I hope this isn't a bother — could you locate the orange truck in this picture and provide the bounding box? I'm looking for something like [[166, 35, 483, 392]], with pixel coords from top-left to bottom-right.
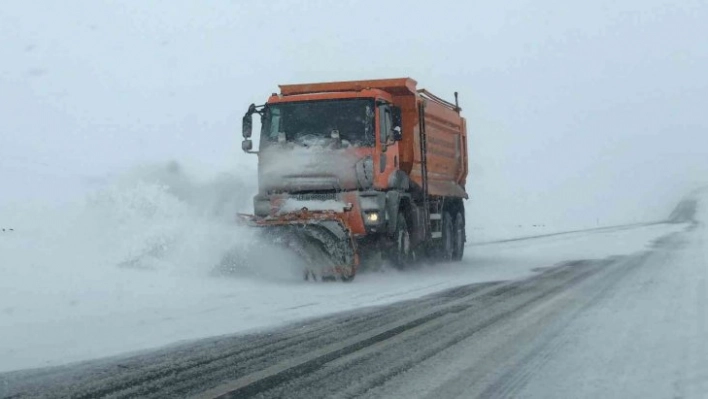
[[239, 78, 468, 281]]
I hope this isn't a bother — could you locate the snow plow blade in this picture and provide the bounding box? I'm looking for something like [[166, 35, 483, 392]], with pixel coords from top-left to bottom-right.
[[237, 210, 359, 281]]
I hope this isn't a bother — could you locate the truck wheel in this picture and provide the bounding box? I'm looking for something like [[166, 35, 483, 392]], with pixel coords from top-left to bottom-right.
[[391, 211, 411, 268], [452, 212, 465, 261], [441, 211, 454, 261]]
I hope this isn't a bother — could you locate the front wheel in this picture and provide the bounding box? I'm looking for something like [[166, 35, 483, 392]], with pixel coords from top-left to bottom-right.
[[339, 272, 356, 282], [440, 211, 454, 261], [452, 212, 465, 261], [390, 211, 412, 268]]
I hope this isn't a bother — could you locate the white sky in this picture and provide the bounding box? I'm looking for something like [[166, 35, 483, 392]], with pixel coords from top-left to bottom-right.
[[1, 0, 707, 227]]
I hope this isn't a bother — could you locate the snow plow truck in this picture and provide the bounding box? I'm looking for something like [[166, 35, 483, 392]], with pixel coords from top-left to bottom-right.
[[238, 78, 468, 281]]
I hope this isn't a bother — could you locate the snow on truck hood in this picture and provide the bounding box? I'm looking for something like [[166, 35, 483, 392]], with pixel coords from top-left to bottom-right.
[[258, 145, 371, 192]]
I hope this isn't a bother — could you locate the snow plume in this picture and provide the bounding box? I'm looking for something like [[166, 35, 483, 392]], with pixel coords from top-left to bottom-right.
[[0, 161, 309, 372], [0, 160, 301, 280]]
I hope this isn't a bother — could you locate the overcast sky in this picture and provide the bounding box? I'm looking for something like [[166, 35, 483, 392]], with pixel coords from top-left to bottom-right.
[[1, 0, 707, 227]]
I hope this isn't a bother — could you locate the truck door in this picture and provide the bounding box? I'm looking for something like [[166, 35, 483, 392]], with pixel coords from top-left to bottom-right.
[[375, 104, 399, 189]]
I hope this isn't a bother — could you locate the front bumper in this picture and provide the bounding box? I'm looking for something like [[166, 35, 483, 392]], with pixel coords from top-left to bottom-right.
[[252, 190, 389, 236]]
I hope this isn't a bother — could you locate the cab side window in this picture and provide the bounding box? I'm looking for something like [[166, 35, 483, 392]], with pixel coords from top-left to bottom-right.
[[380, 107, 392, 143]]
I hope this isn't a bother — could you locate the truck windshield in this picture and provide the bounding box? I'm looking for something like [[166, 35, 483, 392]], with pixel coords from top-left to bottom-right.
[[262, 99, 375, 148]]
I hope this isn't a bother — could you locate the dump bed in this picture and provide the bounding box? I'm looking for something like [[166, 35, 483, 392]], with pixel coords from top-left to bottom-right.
[[400, 86, 468, 199]]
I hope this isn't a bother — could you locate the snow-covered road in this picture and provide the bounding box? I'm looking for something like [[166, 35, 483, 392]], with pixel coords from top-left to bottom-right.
[[502, 220, 708, 398], [2, 216, 699, 398], [1, 189, 704, 398], [0, 219, 684, 374], [0, 165, 695, 384]]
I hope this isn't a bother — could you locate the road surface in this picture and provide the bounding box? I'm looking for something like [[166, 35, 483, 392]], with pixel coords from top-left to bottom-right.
[[2, 208, 705, 398]]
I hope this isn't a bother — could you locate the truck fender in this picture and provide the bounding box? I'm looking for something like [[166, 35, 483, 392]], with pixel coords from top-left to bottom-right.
[[387, 170, 410, 191]]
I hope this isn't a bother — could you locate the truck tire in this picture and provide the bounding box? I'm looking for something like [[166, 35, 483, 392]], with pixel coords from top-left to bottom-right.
[[391, 210, 412, 268], [339, 271, 356, 282], [452, 211, 465, 261], [441, 211, 454, 261]]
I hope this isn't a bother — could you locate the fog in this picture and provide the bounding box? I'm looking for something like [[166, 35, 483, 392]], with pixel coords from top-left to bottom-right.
[[2, 0, 708, 229]]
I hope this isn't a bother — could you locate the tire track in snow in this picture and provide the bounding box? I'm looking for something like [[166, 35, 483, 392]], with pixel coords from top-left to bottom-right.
[[1, 227, 687, 399]]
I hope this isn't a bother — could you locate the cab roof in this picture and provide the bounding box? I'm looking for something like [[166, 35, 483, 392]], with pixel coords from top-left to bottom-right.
[[278, 78, 418, 97]]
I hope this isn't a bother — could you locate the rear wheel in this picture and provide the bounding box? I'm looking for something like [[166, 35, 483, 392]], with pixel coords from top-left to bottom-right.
[[452, 212, 465, 261], [391, 211, 412, 268], [441, 211, 454, 261]]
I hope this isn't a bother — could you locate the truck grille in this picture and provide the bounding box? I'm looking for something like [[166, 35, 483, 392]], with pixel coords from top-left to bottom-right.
[[293, 192, 338, 202]]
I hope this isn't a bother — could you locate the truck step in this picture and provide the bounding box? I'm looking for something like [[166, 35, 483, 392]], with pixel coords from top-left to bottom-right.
[[429, 213, 442, 220], [431, 232, 443, 239]]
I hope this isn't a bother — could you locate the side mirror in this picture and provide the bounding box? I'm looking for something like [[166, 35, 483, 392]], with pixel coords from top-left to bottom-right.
[[242, 139, 253, 152], [242, 114, 253, 138], [391, 106, 402, 130], [392, 126, 402, 141], [242, 103, 256, 138]]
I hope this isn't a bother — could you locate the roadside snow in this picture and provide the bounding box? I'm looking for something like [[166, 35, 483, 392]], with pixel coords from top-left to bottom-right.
[[510, 196, 708, 398], [371, 193, 708, 399]]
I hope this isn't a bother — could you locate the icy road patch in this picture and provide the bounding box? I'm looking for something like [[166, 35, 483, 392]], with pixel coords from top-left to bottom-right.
[[0, 164, 687, 373]]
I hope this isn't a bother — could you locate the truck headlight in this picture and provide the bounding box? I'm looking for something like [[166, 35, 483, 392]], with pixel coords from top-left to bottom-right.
[[365, 212, 380, 223]]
